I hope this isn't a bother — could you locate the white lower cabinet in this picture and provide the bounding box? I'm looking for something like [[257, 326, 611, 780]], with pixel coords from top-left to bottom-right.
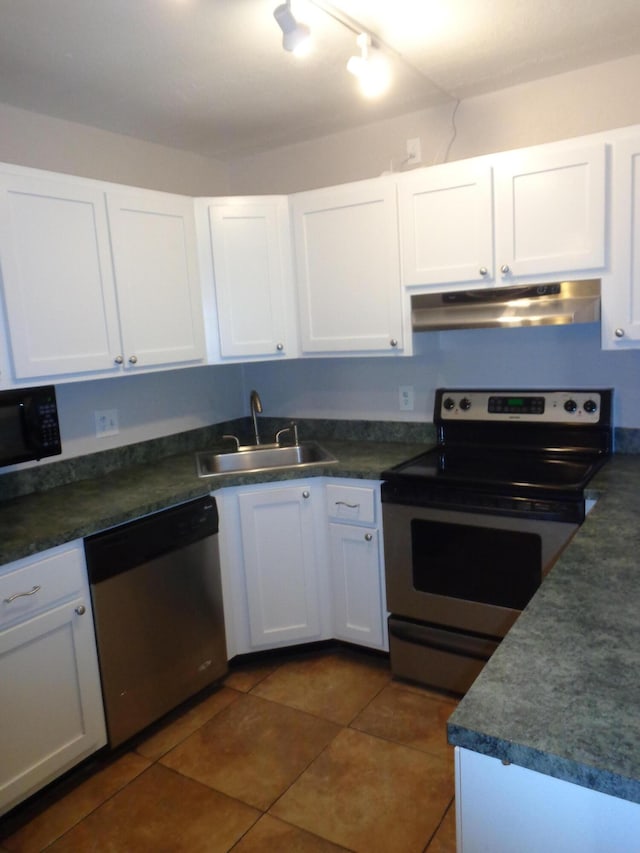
[[218, 477, 388, 657], [0, 541, 106, 817], [218, 480, 331, 656], [456, 747, 640, 853], [326, 480, 388, 651]]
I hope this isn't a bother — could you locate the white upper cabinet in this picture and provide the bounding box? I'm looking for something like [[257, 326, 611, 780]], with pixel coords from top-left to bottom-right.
[[494, 143, 607, 280], [291, 178, 404, 355], [198, 196, 297, 361], [399, 142, 607, 290], [399, 159, 494, 287], [0, 171, 122, 380], [0, 167, 205, 383], [106, 190, 205, 369], [602, 135, 640, 347]]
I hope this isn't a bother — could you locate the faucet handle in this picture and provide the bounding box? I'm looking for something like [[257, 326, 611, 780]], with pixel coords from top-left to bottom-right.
[[222, 434, 241, 451], [275, 421, 299, 446]]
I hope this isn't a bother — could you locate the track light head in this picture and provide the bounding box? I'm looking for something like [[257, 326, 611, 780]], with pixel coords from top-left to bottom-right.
[[273, 1, 311, 55], [346, 33, 390, 98]]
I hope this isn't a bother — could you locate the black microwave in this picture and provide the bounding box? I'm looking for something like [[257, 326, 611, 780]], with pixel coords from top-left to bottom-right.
[[0, 385, 62, 467]]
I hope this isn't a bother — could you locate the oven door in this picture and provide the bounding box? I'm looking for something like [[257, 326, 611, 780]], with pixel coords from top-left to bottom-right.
[[382, 502, 579, 639]]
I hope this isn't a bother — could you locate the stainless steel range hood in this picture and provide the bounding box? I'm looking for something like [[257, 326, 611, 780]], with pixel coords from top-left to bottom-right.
[[411, 280, 601, 332]]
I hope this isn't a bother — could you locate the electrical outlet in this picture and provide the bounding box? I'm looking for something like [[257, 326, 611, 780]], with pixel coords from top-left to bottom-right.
[[95, 409, 119, 438], [406, 137, 422, 165], [399, 385, 415, 412]]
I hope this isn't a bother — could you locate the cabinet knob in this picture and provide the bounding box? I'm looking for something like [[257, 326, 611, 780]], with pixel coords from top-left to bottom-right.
[[479, 267, 488, 276], [114, 355, 124, 365], [75, 604, 86, 616], [276, 342, 284, 351], [128, 355, 138, 364], [390, 339, 398, 348], [302, 490, 310, 499], [615, 328, 625, 338], [364, 533, 373, 542], [500, 264, 511, 275]]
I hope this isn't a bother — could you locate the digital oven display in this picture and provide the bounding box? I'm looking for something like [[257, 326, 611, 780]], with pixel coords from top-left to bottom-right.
[[488, 396, 545, 415]]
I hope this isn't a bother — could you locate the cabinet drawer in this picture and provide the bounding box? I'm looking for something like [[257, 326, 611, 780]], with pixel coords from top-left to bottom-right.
[[0, 545, 86, 629], [326, 484, 376, 524]]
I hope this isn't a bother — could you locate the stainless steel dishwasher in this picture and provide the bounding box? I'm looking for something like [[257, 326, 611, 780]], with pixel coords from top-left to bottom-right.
[[84, 496, 227, 748]]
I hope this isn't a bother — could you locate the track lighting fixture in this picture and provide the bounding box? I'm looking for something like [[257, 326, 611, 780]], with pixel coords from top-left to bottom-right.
[[273, 1, 311, 55], [346, 32, 390, 98], [272, 2, 394, 98]]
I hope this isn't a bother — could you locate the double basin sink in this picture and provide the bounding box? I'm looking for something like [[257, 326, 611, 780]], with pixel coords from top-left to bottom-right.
[[196, 441, 337, 478]]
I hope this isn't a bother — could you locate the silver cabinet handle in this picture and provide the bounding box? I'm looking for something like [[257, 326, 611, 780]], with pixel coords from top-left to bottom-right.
[[4, 585, 41, 603], [336, 501, 359, 509], [479, 267, 488, 276], [128, 355, 138, 364], [615, 328, 625, 338], [302, 490, 310, 499], [276, 342, 284, 351], [114, 355, 124, 365], [364, 533, 373, 541], [75, 605, 86, 616], [390, 339, 398, 347], [500, 264, 511, 274]]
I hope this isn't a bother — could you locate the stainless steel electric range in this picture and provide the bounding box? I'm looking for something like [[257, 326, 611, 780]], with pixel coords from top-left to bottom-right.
[[381, 388, 613, 694]]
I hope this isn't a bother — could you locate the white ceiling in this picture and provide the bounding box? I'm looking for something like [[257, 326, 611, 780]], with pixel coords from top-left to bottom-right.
[[1, 0, 640, 161]]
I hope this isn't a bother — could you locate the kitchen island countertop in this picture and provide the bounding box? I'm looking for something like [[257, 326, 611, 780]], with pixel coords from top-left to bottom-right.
[[447, 454, 640, 804], [0, 439, 427, 566]]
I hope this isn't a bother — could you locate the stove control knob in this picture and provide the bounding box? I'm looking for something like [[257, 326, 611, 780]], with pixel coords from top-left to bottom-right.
[[443, 397, 455, 411], [584, 399, 598, 414], [460, 398, 472, 411], [564, 399, 578, 413]]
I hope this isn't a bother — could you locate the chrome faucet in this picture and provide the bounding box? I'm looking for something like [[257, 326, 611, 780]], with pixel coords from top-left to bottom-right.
[[249, 389, 263, 445]]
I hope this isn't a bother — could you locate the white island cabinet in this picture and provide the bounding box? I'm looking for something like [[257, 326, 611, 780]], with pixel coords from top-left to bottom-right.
[[218, 480, 331, 657], [291, 177, 404, 356], [196, 196, 297, 362], [0, 165, 205, 385], [0, 541, 106, 817], [399, 141, 607, 290], [456, 747, 640, 853]]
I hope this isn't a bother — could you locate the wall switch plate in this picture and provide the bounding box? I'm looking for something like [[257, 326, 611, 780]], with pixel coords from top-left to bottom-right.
[[95, 409, 119, 437], [399, 385, 415, 411]]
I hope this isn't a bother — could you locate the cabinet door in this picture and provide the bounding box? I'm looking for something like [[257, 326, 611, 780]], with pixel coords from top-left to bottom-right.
[[0, 596, 106, 816], [0, 172, 121, 379], [603, 137, 640, 347], [329, 522, 385, 650], [399, 160, 494, 287], [106, 191, 205, 369], [292, 180, 403, 354], [494, 143, 606, 280], [206, 198, 295, 359], [238, 484, 321, 648]]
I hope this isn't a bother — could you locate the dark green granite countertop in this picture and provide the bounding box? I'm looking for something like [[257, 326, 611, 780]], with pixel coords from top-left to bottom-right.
[[448, 454, 640, 804], [0, 439, 427, 566]]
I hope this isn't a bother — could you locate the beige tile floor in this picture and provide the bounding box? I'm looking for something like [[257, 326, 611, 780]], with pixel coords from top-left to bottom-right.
[[0, 648, 458, 853]]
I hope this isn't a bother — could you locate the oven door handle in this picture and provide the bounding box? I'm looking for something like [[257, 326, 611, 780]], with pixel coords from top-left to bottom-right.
[[388, 617, 500, 661]]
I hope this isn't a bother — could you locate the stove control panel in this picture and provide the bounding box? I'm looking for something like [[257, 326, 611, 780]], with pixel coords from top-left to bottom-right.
[[436, 390, 608, 424]]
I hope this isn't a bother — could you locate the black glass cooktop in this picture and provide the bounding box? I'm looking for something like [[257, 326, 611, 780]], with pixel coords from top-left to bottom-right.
[[384, 447, 605, 492]]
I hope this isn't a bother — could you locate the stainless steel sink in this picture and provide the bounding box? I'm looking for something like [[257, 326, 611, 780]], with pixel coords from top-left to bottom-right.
[[196, 441, 337, 477]]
